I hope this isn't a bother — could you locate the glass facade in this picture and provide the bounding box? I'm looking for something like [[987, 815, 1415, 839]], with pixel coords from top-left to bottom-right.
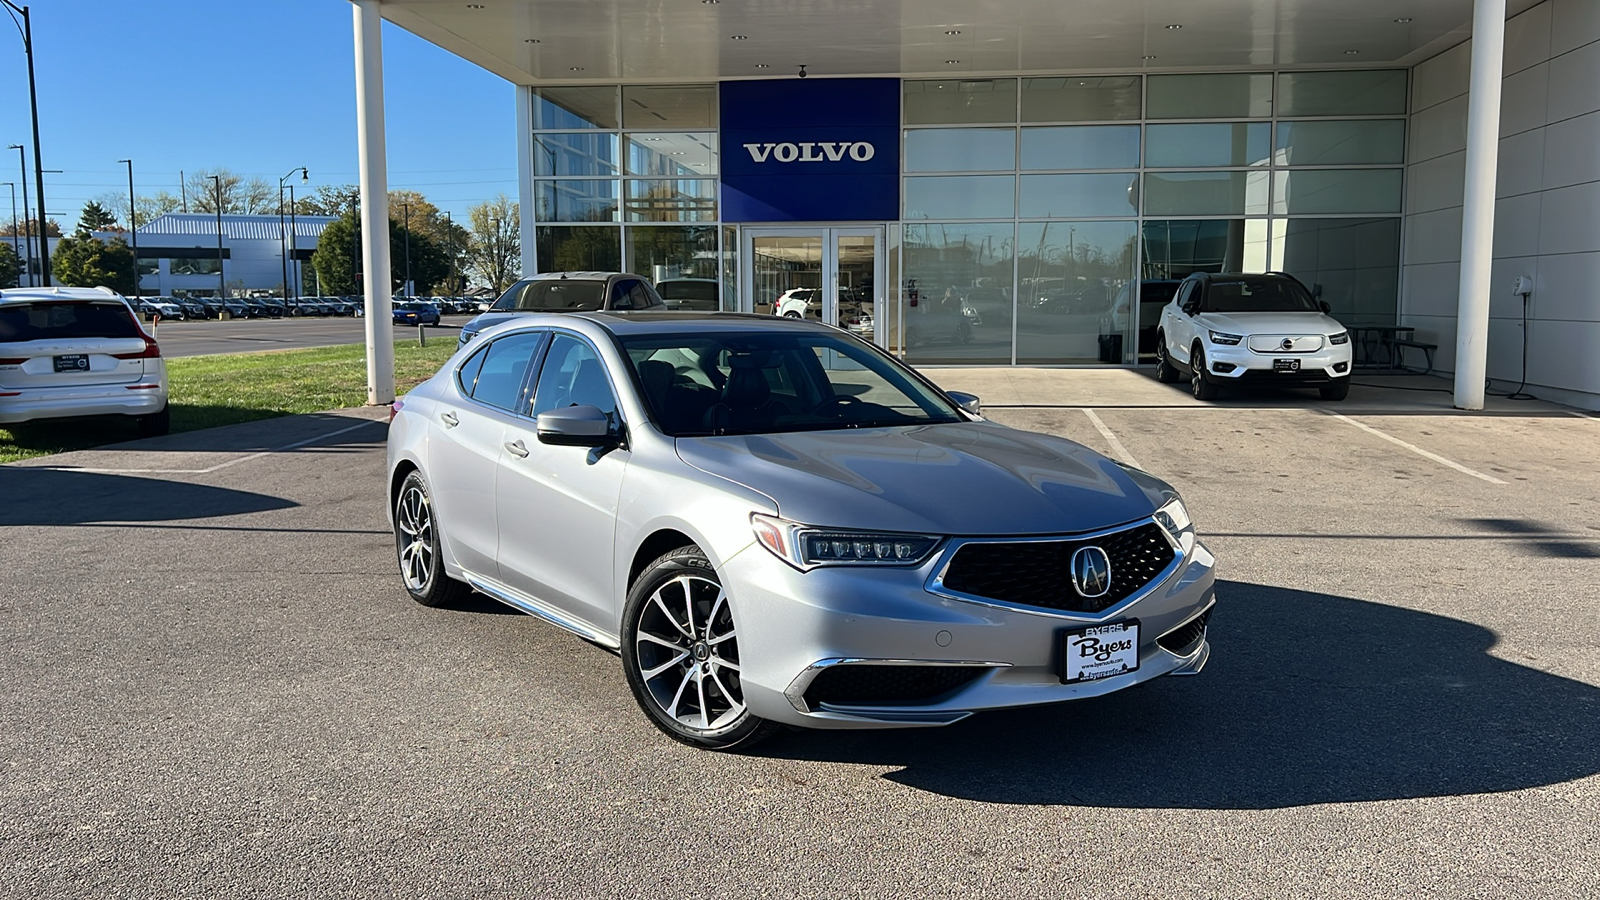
[[527, 70, 1406, 364]]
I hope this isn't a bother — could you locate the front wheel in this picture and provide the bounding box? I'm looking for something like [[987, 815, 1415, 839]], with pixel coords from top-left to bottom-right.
[[1320, 379, 1351, 401], [1190, 345, 1220, 401], [622, 547, 778, 751]]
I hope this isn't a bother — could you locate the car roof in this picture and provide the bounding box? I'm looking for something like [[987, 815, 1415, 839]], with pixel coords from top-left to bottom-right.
[[0, 286, 127, 305], [567, 311, 837, 336], [518, 271, 632, 283]]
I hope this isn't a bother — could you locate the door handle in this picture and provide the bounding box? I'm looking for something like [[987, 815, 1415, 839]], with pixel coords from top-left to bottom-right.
[[504, 439, 529, 458], [440, 411, 458, 428]]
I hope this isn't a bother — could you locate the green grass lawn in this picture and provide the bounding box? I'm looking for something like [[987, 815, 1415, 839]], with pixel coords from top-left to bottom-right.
[[0, 341, 457, 464]]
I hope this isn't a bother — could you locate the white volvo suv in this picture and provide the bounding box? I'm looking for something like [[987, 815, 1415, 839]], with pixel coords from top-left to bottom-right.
[[0, 286, 170, 435], [1155, 273, 1353, 401]]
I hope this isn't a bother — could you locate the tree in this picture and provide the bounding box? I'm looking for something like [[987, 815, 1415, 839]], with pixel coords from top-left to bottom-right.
[[293, 184, 360, 218], [77, 201, 119, 234], [186, 168, 276, 214], [52, 234, 136, 295], [94, 189, 185, 228], [0, 218, 62, 238], [311, 208, 452, 296], [0, 241, 18, 288], [466, 195, 521, 294]]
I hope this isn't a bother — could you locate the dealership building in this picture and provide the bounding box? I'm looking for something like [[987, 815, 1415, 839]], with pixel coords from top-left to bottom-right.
[[348, 0, 1599, 410]]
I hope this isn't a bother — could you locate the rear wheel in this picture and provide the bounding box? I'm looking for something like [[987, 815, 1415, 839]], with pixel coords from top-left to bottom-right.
[[1154, 333, 1180, 383], [394, 471, 472, 608], [1190, 345, 1220, 401], [622, 547, 778, 751], [1320, 379, 1351, 401], [136, 405, 170, 438]]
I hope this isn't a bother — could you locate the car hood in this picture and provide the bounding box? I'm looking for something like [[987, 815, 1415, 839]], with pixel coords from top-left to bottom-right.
[[1196, 311, 1344, 335], [675, 422, 1166, 536], [460, 312, 526, 335]]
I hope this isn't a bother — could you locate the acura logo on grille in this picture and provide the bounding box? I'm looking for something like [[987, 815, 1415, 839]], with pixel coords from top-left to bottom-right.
[[1071, 546, 1113, 599]]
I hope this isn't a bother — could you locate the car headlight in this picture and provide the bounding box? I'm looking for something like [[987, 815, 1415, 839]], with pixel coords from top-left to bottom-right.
[[1153, 498, 1196, 555], [1329, 331, 1350, 345], [751, 514, 939, 570], [1208, 331, 1243, 345]]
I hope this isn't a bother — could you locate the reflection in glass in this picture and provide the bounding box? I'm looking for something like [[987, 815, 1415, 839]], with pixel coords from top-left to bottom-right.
[[1015, 221, 1137, 364], [903, 175, 1016, 220], [835, 234, 877, 341], [721, 225, 739, 312], [623, 179, 717, 222], [1145, 123, 1271, 168], [1277, 71, 1407, 117], [1018, 174, 1139, 218], [534, 133, 619, 177], [1021, 76, 1141, 122], [536, 225, 621, 273], [1274, 121, 1405, 166], [170, 257, 221, 276], [535, 180, 619, 222], [904, 128, 1016, 172], [1143, 171, 1270, 216], [1141, 220, 1271, 279], [622, 84, 717, 129], [1272, 169, 1402, 215], [1270, 218, 1400, 326], [903, 79, 1018, 125], [533, 86, 619, 129], [901, 223, 1014, 365], [1146, 74, 1272, 119], [1020, 126, 1139, 170], [626, 133, 718, 176], [628, 225, 719, 307], [751, 235, 822, 317]]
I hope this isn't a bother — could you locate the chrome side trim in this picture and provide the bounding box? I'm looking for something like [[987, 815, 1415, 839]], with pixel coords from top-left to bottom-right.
[[783, 658, 1011, 714], [466, 575, 621, 650], [924, 517, 1186, 623]]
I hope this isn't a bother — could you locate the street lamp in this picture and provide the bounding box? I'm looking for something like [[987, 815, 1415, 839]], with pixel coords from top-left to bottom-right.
[[2, 181, 17, 286], [8, 145, 29, 286], [446, 210, 457, 295], [117, 159, 137, 295], [210, 175, 225, 300], [278, 166, 307, 304], [2, 1, 49, 284], [401, 201, 411, 297]]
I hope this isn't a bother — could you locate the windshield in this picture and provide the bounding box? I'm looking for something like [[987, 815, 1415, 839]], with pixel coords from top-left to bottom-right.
[[0, 302, 141, 342], [619, 331, 963, 437], [658, 281, 719, 310], [492, 279, 605, 312], [1201, 277, 1319, 313]]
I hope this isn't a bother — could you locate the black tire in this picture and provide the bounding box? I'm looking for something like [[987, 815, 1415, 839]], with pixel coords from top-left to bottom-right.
[[1320, 379, 1351, 401], [136, 404, 170, 438], [1190, 345, 1219, 401], [1154, 333, 1180, 383], [621, 547, 778, 751], [394, 471, 473, 608]]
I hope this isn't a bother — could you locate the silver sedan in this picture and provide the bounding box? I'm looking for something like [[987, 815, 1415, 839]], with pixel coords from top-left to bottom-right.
[[386, 313, 1216, 750]]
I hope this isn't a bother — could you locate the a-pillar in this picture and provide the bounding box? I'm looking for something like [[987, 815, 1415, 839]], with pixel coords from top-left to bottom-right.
[[353, 0, 395, 405], [1452, 0, 1507, 410]]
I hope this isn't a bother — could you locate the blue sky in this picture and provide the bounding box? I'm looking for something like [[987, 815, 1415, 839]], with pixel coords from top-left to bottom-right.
[[0, 0, 517, 227]]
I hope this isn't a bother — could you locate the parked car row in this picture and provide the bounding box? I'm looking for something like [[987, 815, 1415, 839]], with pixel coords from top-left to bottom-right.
[[128, 295, 492, 322]]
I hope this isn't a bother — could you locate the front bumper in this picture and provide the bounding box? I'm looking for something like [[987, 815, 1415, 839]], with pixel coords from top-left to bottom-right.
[[1201, 340, 1352, 382], [722, 532, 1216, 729], [0, 382, 167, 425]]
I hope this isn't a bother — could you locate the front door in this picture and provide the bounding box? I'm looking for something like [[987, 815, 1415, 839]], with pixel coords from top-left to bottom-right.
[[742, 227, 884, 346]]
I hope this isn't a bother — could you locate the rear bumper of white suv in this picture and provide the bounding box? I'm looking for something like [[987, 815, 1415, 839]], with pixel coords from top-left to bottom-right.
[[0, 382, 167, 425]]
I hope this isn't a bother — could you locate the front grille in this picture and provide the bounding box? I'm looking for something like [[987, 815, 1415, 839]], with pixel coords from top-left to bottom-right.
[[940, 522, 1176, 613], [1157, 608, 1211, 654], [804, 665, 986, 708]]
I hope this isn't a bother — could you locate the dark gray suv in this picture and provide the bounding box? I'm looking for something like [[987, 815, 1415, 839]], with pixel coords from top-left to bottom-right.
[[457, 272, 666, 348]]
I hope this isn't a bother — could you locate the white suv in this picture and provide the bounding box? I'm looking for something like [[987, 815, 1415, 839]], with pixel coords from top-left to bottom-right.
[[1155, 273, 1353, 401], [0, 286, 170, 435]]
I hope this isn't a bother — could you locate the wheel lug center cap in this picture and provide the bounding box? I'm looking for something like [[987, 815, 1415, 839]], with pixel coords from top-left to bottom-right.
[[691, 642, 710, 661]]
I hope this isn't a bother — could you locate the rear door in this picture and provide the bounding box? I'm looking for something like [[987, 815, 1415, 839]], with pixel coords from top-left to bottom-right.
[[0, 301, 153, 390]]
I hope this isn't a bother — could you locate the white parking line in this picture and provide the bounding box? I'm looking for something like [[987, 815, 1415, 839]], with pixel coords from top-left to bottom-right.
[[1324, 412, 1507, 484], [1082, 409, 1143, 471], [27, 418, 385, 475]]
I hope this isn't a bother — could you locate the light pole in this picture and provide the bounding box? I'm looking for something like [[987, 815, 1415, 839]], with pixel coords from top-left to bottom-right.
[[402, 201, 411, 297], [210, 175, 225, 299], [278, 166, 307, 304], [446, 210, 457, 294], [3, 2, 49, 284], [117, 159, 138, 295], [8, 145, 29, 286], [2, 181, 17, 285]]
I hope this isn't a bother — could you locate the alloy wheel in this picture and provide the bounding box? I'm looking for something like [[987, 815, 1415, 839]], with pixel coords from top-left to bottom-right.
[[395, 484, 435, 592], [633, 573, 745, 732]]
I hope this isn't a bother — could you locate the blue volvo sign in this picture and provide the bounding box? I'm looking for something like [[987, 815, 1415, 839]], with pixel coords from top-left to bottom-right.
[[719, 79, 900, 222]]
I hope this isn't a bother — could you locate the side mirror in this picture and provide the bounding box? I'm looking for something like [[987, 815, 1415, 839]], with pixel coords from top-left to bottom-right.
[[536, 405, 618, 446], [1318, 300, 1331, 314], [946, 391, 982, 416]]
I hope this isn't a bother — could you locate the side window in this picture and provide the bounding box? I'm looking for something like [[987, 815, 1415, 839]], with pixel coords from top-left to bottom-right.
[[1175, 281, 1198, 314], [530, 334, 620, 425], [470, 331, 546, 412], [630, 282, 663, 309], [609, 279, 640, 310], [456, 343, 490, 396]]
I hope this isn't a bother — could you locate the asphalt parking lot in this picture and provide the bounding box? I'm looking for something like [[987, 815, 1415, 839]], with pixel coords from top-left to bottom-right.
[[149, 315, 466, 357], [2, 370, 1597, 898]]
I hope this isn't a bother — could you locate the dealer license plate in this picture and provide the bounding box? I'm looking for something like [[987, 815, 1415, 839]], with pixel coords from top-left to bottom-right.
[[1059, 620, 1140, 684], [53, 354, 90, 373], [1273, 358, 1301, 372]]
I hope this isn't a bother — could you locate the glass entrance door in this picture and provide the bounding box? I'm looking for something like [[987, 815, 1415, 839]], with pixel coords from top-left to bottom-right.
[[743, 227, 884, 346]]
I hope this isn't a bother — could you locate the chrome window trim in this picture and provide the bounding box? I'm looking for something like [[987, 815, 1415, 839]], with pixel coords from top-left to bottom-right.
[[783, 658, 1012, 714], [453, 328, 550, 418], [923, 516, 1186, 622]]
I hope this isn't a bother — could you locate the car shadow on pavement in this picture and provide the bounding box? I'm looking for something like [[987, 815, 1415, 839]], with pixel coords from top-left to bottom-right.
[[766, 580, 1600, 809], [0, 467, 298, 526]]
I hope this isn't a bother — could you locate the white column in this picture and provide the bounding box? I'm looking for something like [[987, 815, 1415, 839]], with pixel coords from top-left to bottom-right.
[[516, 84, 537, 277], [353, 0, 395, 405], [1452, 0, 1507, 410]]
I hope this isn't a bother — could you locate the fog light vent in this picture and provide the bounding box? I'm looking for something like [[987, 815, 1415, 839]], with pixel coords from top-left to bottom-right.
[[1212, 361, 1237, 374], [1334, 361, 1349, 373]]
